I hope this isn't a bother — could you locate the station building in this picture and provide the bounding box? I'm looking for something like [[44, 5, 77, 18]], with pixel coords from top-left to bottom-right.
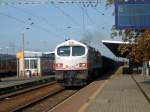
[[16, 51, 54, 78]]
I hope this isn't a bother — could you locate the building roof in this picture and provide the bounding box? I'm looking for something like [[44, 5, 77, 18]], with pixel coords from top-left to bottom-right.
[[102, 40, 129, 58], [16, 51, 54, 59]]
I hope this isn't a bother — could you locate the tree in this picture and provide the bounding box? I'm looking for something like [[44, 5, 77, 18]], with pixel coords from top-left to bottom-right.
[[118, 30, 150, 62], [106, 0, 150, 62]]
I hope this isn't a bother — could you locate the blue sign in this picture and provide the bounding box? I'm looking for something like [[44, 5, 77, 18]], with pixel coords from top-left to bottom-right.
[[115, 2, 150, 29]]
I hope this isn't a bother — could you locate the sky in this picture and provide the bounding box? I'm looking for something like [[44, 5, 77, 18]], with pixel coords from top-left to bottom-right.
[[0, 0, 120, 58]]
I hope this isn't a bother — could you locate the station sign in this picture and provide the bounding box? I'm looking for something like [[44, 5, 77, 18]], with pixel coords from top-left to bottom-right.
[[16, 51, 24, 59], [115, 1, 150, 29]]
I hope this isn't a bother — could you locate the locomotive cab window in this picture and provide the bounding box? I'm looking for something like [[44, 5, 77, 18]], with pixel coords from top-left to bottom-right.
[[57, 46, 70, 56], [72, 46, 85, 56]]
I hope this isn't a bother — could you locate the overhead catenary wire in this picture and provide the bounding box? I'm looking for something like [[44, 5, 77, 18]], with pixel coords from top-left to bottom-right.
[[0, 12, 26, 24], [51, 3, 81, 26], [0, 0, 100, 7], [83, 7, 105, 29], [9, 5, 62, 34], [92, 7, 105, 15], [81, 5, 106, 30], [78, 5, 102, 30], [9, 4, 86, 37], [78, 5, 95, 25], [0, 11, 60, 37], [82, 5, 85, 32], [79, 4, 94, 37]]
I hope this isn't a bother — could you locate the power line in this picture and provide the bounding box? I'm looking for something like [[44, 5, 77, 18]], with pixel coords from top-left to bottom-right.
[[82, 5, 85, 31], [78, 5, 95, 25], [77, 4, 106, 32], [80, 5, 106, 30], [92, 7, 104, 15], [0, 0, 100, 7], [51, 3, 80, 26], [84, 8, 95, 24], [0, 12, 26, 24], [84, 7, 105, 30], [0, 12, 60, 37], [10, 5, 62, 34]]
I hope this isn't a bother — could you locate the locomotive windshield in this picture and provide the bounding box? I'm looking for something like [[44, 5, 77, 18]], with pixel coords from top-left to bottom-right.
[[72, 46, 85, 56], [57, 46, 70, 56], [57, 46, 85, 56]]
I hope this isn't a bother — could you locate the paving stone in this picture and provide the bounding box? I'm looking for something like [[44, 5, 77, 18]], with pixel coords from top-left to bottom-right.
[[86, 75, 150, 112]]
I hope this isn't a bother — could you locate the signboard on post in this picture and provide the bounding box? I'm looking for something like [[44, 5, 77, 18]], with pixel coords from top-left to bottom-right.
[[115, 1, 150, 29]]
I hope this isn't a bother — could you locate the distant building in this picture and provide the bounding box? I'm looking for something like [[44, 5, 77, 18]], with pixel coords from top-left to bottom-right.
[[16, 51, 54, 78]]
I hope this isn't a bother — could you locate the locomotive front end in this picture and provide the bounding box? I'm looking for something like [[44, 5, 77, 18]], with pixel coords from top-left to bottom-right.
[[55, 40, 89, 86]]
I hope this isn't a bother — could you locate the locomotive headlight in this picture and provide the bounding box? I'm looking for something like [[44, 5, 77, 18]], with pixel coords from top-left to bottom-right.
[[55, 63, 63, 68], [79, 63, 88, 68]]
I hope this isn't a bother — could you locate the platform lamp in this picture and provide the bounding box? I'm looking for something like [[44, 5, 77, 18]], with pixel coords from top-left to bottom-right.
[[21, 19, 34, 77], [22, 27, 30, 77]]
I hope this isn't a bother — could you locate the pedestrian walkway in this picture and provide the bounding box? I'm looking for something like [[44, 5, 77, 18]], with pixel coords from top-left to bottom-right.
[[133, 74, 150, 101], [86, 75, 150, 112]]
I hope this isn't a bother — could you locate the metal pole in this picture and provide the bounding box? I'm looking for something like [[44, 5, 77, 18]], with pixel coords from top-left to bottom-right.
[[6, 47, 8, 72], [0, 48, 1, 81], [22, 33, 25, 77], [0, 48, 1, 73], [17, 58, 18, 78]]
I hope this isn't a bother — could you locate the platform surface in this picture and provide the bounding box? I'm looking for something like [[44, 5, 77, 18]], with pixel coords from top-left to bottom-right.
[[86, 74, 150, 112], [0, 75, 54, 89]]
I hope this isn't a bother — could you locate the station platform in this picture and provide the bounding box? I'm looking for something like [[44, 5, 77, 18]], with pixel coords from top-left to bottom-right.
[[84, 74, 150, 112], [0, 75, 54, 89]]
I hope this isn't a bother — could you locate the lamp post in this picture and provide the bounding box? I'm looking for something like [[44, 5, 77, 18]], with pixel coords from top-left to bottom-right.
[[0, 48, 2, 69], [5, 47, 9, 73], [21, 19, 34, 77], [0, 48, 2, 81], [22, 33, 25, 77]]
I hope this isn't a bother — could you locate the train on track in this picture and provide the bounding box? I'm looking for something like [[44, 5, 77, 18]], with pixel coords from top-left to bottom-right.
[[54, 39, 116, 86], [0, 54, 17, 77]]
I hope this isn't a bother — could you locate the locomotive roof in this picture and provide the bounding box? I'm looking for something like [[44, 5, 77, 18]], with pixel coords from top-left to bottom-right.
[[56, 39, 100, 52], [56, 39, 87, 48]]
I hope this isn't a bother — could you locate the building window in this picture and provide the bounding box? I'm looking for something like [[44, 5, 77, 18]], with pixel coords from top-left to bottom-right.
[[25, 60, 29, 69], [30, 59, 37, 69]]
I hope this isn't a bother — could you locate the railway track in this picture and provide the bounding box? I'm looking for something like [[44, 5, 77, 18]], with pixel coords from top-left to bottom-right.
[[0, 80, 56, 100], [0, 73, 111, 112], [19, 89, 78, 112], [0, 82, 64, 112], [0, 76, 55, 96]]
